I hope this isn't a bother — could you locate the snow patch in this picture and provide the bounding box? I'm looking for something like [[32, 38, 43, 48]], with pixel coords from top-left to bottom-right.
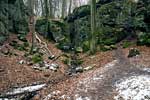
[[43, 90, 61, 100], [0, 99, 16, 100], [142, 68, 150, 73], [104, 60, 118, 68], [75, 94, 90, 100], [114, 75, 150, 100]]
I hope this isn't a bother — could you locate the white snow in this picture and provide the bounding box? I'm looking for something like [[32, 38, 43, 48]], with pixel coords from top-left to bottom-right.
[[0, 99, 16, 100], [142, 68, 150, 73], [104, 60, 118, 68], [114, 75, 150, 100], [76, 97, 90, 100], [75, 94, 90, 100], [43, 90, 65, 100]]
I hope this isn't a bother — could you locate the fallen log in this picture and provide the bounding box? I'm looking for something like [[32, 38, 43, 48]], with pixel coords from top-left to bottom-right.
[[0, 84, 46, 98], [34, 32, 53, 56]]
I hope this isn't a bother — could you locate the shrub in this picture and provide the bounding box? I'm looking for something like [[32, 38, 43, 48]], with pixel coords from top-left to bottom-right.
[[137, 32, 150, 46]]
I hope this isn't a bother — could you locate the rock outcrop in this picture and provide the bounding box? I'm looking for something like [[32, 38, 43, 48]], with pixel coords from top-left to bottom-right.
[[0, 0, 30, 45]]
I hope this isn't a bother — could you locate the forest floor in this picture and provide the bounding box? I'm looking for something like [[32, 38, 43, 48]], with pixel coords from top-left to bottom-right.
[[0, 33, 150, 100]]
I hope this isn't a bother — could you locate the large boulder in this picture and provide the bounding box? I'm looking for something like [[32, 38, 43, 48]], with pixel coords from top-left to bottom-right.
[[64, 0, 150, 51], [35, 19, 67, 42]]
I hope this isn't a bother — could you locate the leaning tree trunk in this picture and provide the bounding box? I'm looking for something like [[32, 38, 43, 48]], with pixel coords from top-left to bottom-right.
[[90, 0, 96, 54]]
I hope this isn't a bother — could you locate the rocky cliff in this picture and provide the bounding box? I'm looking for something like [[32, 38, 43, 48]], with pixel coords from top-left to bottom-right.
[[0, 0, 30, 45]]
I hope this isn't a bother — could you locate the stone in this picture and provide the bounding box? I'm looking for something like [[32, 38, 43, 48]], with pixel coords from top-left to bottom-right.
[[128, 48, 140, 58], [32, 65, 43, 71], [41, 63, 60, 71], [84, 64, 96, 71], [0, 46, 9, 55], [75, 47, 83, 53], [84, 66, 94, 71], [48, 55, 55, 60], [63, 45, 70, 50], [49, 66, 57, 71], [110, 45, 117, 49], [49, 63, 59, 71], [75, 66, 83, 73], [19, 60, 25, 64], [104, 45, 111, 50], [0, 68, 4, 72], [44, 63, 50, 69]]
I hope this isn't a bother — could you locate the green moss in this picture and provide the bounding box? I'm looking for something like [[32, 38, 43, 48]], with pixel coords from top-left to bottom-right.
[[23, 42, 29, 47], [17, 45, 26, 51], [17, 34, 27, 42], [75, 47, 83, 53], [100, 44, 117, 52], [32, 54, 43, 63], [122, 41, 134, 48], [0, 35, 6, 45], [10, 40, 28, 51], [102, 38, 116, 45], [110, 45, 117, 49], [137, 32, 150, 46], [100, 45, 111, 52], [62, 58, 70, 65], [76, 59, 84, 65], [82, 41, 90, 52]]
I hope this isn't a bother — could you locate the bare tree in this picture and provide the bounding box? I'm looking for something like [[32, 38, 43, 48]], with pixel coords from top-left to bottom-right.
[[61, 0, 67, 18], [90, 0, 96, 54], [68, 0, 72, 15]]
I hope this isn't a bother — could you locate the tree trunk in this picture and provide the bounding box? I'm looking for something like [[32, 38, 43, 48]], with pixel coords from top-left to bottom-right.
[[44, 0, 49, 32], [28, 0, 36, 54], [68, 0, 72, 15], [61, 0, 67, 18], [49, 0, 53, 18], [27, 0, 34, 14], [90, 0, 96, 54], [40, 0, 45, 16]]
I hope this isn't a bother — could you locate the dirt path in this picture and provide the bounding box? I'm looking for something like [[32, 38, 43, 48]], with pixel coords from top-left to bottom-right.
[[59, 48, 150, 100]]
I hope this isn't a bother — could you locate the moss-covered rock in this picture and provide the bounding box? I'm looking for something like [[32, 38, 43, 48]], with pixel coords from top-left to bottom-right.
[[9, 40, 29, 51], [36, 19, 67, 42], [128, 48, 140, 57], [0, 0, 30, 45], [64, 0, 150, 52], [66, 5, 90, 22]]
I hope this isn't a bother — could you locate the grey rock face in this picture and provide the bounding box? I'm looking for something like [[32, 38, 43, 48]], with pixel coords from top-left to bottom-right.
[[0, 0, 30, 45]]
